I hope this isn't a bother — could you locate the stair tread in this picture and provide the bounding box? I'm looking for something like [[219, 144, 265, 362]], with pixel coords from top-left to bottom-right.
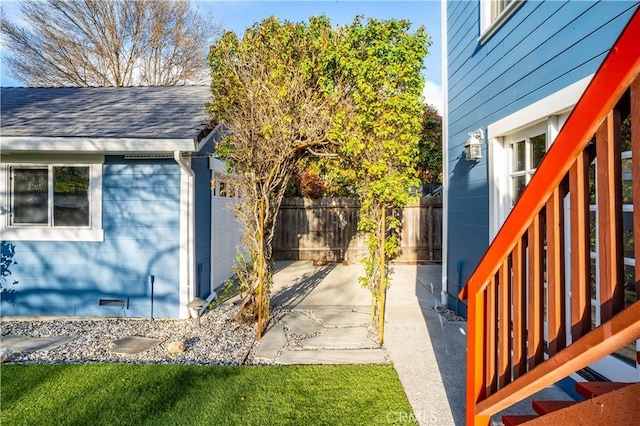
[[502, 415, 538, 426], [575, 381, 633, 399], [531, 400, 577, 414]]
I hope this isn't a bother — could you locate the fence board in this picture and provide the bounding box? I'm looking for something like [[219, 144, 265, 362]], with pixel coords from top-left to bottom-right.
[[273, 196, 442, 262]]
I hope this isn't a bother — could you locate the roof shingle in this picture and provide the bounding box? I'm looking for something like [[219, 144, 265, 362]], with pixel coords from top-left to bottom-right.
[[0, 86, 212, 139]]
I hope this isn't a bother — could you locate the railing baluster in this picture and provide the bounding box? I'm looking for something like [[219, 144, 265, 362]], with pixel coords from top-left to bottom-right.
[[596, 110, 625, 322], [468, 289, 490, 426], [546, 187, 566, 355], [498, 261, 512, 388], [512, 238, 527, 378], [569, 152, 591, 340], [486, 276, 498, 395], [527, 214, 544, 369], [631, 76, 640, 302]]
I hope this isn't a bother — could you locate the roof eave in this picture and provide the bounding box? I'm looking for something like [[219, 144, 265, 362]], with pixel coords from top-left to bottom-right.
[[0, 136, 198, 154]]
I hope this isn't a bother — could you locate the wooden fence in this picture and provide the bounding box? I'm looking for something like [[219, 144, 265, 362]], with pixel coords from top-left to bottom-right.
[[273, 196, 442, 263]]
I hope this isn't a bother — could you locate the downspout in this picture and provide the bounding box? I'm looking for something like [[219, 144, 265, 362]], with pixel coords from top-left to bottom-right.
[[175, 150, 195, 317], [440, 0, 449, 307]]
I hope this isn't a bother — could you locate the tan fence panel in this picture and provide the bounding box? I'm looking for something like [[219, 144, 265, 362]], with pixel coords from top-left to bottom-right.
[[273, 196, 442, 263]]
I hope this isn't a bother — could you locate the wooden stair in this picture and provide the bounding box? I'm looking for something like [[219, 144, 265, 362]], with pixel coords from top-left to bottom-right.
[[462, 8, 640, 425], [502, 382, 640, 425]]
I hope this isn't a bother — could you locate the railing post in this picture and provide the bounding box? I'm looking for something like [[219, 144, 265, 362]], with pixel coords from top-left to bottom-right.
[[498, 263, 512, 388], [546, 187, 566, 355], [511, 239, 527, 378], [527, 214, 544, 368], [467, 288, 490, 426], [596, 111, 625, 322], [569, 152, 592, 340]]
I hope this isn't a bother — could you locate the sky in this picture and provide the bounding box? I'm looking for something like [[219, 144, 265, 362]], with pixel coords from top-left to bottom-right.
[[0, 1, 442, 111]]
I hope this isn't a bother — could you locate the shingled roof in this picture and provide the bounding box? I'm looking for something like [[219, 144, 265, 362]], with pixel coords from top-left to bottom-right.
[[0, 86, 212, 139]]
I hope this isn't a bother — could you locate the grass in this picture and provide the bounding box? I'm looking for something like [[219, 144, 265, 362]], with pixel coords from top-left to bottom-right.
[[0, 364, 417, 426]]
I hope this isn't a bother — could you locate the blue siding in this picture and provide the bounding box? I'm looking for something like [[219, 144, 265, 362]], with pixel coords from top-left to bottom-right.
[[193, 154, 212, 298], [1, 157, 182, 318], [445, 0, 639, 315]]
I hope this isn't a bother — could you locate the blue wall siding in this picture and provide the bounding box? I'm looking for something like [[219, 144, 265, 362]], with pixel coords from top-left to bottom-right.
[[193, 154, 212, 299], [445, 0, 639, 315], [1, 158, 182, 318]]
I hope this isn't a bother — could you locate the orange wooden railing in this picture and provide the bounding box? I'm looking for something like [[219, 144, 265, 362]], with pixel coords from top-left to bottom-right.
[[459, 8, 640, 426]]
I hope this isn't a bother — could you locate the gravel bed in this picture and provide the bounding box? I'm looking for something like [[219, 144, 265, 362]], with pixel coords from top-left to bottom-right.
[[1, 302, 257, 365], [433, 305, 465, 322]]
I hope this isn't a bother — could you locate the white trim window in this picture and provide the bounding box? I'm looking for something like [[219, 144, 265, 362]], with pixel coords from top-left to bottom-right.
[[11, 165, 90, 227], [480, 0, 524, 43], [1, 158, 104, 242], [507, 126, 547, 205]]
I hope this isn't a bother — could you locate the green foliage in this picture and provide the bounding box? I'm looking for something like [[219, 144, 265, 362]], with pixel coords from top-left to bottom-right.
[[285, 158, 357, 198], [207, 15, 430, 337], [207, 16, 340, 334], [329, 17, 430, 329], [417, 104, 443, 193], [1, 364, 417, 425]]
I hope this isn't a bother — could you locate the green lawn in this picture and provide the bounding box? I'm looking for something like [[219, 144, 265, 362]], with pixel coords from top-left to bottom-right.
[[0, 364, 417, 425]]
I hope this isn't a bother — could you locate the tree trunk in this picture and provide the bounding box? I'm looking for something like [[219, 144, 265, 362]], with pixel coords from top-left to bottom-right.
[[378, 206, 387, 344], [256, 200, 266, 340]]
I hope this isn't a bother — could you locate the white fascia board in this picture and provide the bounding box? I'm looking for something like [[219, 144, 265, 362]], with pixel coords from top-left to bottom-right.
[[1, 137, 197, 153], [195, 124, 223, 153], [209, 157, 227, 173], [487, 75, 593, 137]]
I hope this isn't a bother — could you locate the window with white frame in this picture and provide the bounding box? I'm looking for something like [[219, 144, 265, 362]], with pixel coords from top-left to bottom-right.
[[480, 0, 524, 42], [1, 158, 103, 241], [505, 123, 547, 205], [11, 166, 90, 227]]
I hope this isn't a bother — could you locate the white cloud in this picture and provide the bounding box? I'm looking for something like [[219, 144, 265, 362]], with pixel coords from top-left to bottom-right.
[[422, 80, 443, 115]]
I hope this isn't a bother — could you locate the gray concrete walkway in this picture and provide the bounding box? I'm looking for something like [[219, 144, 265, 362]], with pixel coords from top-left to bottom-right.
[[267, 261, 572, 426], [255, 261, 386, 364]]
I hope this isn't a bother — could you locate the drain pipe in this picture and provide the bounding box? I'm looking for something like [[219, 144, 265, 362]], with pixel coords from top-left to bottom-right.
[[175, 151, 196, 318], [150, 275, 155, 320]]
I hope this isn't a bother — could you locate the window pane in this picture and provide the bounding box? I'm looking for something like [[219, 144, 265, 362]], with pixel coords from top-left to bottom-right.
[[621, 156, 632, 204], [492, 0, 507, 21], [622, 211, 634, 259], [13, 168, 48, 224], [589, 210, 596, 252], [590, 258, 596, 300], [53, 167, 89, 226], [512, 175, 526, 203], [513, 140, 525, 171], [589, 157, 596, 204], [530, 134, 546, 169]]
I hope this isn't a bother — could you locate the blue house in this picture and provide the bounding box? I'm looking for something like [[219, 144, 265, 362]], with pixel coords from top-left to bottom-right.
[[442, 1, 640, 423], [1, 86, 242, 318]]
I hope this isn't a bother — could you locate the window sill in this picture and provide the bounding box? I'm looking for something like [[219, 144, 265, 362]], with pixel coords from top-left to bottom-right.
[[479, 0, 525, 45], [2, 227, 104, 242]]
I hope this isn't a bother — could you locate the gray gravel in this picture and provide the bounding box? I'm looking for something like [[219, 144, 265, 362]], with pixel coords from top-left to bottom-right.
[[433, 305, 465, 322], [1, 302, 257, 365]]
